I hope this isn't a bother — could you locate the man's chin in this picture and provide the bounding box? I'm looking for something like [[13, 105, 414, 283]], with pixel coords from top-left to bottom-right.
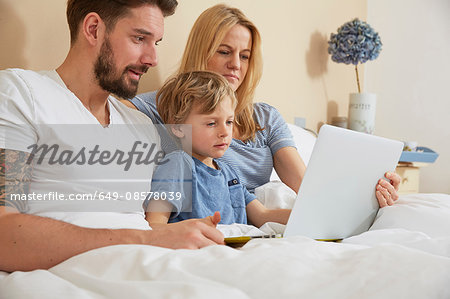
[[129, 79, 140, 89], [109, 87, 138, 99], [112, 81, 139, 99]]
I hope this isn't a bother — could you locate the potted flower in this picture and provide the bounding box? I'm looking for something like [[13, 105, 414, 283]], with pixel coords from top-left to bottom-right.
[[328, 18, 382, 134]]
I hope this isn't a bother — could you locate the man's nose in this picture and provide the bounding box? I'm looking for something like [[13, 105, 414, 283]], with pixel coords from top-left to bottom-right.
[[141, 45, 158, 67]]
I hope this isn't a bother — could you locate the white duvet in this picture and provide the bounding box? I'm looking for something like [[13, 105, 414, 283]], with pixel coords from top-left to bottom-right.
[[1, 188, 450, 299]]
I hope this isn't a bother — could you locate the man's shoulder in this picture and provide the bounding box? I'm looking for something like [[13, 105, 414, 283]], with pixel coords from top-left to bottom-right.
[[109, 97, 155, 125], [0, 68, 50, 82], [0, 69, 58, 116], [0, 68, 34, 77], [0, 69, 61, 94]]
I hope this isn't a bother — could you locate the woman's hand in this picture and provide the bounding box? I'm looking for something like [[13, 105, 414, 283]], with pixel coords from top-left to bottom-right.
[[376, 172, 401, 208]]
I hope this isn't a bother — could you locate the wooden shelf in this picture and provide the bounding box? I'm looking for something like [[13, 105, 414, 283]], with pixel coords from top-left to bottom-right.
[[396, 166, 419, 194]]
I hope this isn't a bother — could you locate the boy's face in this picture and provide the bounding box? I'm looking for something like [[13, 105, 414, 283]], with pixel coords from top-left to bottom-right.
[[178, 96, 235, 167]]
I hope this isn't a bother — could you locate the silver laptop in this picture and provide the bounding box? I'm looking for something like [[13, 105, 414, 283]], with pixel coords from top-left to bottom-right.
[[283, 124, 403, 240], [225, 125, 403, 246]]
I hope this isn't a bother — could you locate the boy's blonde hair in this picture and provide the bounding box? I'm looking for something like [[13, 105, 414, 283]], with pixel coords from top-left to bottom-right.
[[177, 4, 263, 141], [156, 71, 237, 124]]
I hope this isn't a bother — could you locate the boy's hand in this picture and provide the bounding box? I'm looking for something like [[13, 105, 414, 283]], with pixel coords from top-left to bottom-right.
[[202, 211, 221, 227]]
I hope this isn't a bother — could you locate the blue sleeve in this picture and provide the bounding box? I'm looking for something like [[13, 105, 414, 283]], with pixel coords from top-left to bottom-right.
[[243, 185, 257, 206], [131, 91, 180, 154], [146, 151, 193, 218], [254, 103, 296, 154], [129, 91, 164, 125]]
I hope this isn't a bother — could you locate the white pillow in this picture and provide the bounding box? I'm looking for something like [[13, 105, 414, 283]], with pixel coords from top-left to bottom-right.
[[270, 123, 316, 181], [370, 193, 450, 238]]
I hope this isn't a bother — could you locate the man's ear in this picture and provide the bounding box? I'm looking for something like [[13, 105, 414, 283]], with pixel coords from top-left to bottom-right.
[[81, 12, 105, 46], [171, 124, 185, 138]]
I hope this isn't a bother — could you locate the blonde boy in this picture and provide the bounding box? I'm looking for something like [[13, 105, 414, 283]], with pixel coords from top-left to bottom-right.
[[146, 71, 290, 227]]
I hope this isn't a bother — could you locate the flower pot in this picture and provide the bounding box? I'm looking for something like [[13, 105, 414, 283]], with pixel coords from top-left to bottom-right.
[[348, 93, 376, 134]]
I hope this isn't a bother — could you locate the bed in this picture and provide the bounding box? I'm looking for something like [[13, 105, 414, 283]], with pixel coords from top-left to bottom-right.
[[1, 124, 449, 299]]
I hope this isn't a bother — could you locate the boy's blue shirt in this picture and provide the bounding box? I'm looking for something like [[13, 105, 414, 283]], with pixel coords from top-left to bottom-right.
[[148, 150, 256, 224], [131, 91, 296, 193]]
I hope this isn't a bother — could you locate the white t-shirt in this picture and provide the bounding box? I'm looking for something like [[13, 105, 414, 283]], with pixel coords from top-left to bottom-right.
[[0, 69, 161, 230]]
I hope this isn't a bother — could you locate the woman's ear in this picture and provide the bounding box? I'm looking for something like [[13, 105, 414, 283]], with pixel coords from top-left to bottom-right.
[[171, 124, 185, 138]]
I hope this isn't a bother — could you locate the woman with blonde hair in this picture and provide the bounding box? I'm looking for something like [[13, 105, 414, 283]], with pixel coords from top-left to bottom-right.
[[123, 4, 400, 207]]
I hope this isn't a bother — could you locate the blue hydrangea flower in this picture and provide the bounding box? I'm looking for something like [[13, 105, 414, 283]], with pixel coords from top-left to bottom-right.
[[328, 18, 382, 65]]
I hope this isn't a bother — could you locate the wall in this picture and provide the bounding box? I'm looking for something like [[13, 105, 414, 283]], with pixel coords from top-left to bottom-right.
[[366, 0, 450, 193], [0, 0, 366, 132], [0, 0, 69, 70], [4, 1, 446, 193], [152, 0, 368, 132]]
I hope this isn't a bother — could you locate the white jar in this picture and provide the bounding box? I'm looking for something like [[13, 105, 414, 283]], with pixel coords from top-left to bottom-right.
[[348, 92, 376, 134]]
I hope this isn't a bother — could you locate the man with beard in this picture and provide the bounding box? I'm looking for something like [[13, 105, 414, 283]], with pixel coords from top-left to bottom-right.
[[0, 0, 224, 272]]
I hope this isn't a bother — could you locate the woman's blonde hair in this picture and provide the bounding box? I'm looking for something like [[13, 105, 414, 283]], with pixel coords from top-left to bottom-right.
[[156, 71, 237, 125], [178, 4, 263, 141]]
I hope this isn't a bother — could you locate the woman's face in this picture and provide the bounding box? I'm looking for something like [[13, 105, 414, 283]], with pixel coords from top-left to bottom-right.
[[206, 24, 252, 92]]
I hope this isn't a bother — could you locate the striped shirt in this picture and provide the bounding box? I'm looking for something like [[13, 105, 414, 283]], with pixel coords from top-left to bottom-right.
[[130, 91, 296, 193]]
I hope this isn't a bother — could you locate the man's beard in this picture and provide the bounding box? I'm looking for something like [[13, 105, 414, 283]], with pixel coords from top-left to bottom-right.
[[94, 38, 149, 99]]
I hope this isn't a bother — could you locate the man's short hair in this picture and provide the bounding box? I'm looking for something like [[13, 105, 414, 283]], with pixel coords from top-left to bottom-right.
[[156, 71, 237, 125], [67, 0, 178, 44]]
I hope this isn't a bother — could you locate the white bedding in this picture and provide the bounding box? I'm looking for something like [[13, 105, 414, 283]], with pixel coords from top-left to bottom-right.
[[2, 126, 449, 298], [1, 190, 450, 299]]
